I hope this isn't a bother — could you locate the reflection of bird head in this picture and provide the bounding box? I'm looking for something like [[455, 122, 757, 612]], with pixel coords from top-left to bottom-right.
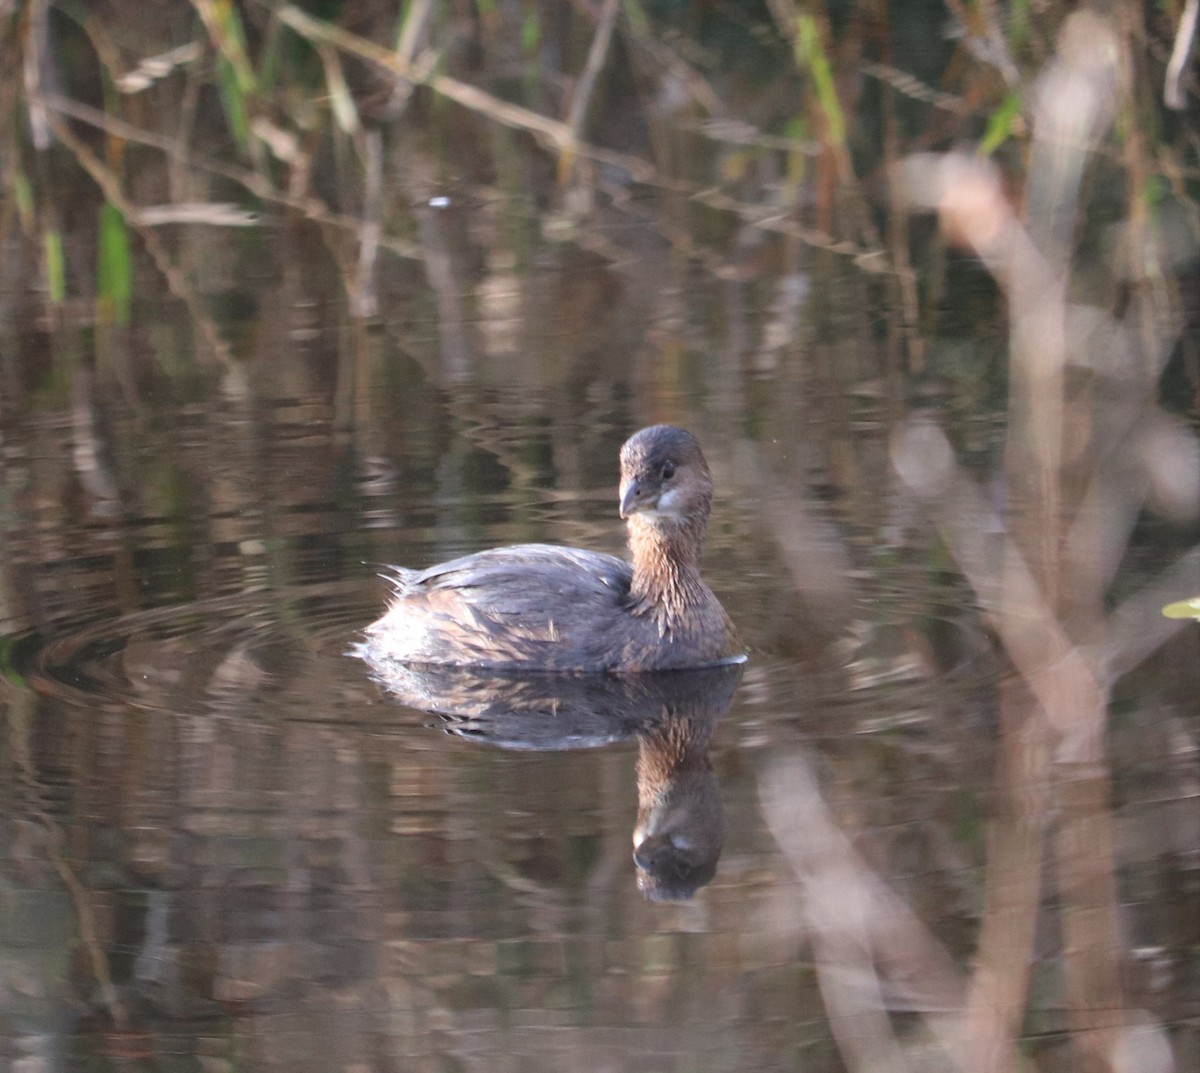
[[362, 661, 739, 900], [632, 713, 725, 901], [618, 425, 714, 530]]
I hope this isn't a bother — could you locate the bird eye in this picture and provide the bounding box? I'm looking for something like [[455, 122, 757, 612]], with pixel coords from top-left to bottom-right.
[[661, 461, 676, 480]]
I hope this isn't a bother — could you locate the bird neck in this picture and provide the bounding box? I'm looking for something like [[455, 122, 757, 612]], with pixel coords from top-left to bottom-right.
[[627, 514, 707, 616], [636, 712, 716, 806]]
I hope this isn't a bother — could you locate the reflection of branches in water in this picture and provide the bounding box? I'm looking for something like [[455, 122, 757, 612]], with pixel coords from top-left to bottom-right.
[[7, 690, 129, 1031], [760, 754, 964, 1070], [762, 11, 1198, 1073]]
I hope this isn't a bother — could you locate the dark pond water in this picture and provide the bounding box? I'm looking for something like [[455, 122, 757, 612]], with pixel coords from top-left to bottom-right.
[[2, 8, 1199, 1071], [2, 221, 1197, 1071]]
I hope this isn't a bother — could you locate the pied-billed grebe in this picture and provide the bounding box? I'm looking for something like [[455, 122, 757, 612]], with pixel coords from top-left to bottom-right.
[[361, 425, 743, 672]]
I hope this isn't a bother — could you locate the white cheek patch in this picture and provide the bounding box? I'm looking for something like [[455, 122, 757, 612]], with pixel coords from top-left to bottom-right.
[[656, 487, 686, 516]]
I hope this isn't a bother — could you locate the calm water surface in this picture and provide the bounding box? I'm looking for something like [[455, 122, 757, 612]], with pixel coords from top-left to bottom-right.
[[2, 187, 1197, 1073]]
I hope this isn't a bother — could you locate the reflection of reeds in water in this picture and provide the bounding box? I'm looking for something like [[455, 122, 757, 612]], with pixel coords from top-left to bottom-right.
[[361, 660, 741, 901]]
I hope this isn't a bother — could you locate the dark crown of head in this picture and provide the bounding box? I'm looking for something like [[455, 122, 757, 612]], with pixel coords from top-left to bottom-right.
[[621, 425, 705, 472]]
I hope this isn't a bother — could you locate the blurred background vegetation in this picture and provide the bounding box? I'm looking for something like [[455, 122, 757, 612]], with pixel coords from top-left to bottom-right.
[[0, 0, 1195, 394], [2, 6, 1199, 1071]]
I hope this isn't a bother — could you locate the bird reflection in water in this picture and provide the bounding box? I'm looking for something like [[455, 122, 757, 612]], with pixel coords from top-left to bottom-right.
[[360, 660, 741, 900]]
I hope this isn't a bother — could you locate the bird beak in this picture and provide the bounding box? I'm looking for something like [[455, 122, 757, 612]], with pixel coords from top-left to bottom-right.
[[619, 478, 643, 519]]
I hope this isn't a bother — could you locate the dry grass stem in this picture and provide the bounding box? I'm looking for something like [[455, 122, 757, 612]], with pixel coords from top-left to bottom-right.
[[46, 113, 236, 369], [892, 13, 1197, 1071], [562, 0, 621, 174], [760, 755, 966, 1071], [1164, 0, 1199, 109]]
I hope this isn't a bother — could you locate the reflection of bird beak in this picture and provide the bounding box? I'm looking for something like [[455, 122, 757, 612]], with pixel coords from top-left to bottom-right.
[[619, 478, 643, 519]]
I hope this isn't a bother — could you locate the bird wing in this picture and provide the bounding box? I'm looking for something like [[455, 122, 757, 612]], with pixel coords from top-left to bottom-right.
[[408, 544, 633, 613]]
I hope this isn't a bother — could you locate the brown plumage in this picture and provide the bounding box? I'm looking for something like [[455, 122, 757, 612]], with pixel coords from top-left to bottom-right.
[[360, 425, 743, 672]]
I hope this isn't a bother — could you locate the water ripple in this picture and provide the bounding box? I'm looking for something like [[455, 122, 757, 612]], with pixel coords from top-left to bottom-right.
[[2, 582, 380, 717]]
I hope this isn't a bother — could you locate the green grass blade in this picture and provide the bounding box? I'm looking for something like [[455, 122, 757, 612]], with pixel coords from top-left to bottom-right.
[[97, 201, 132, 326], [15, 171, 34, 230], [44, 229, 66, 305], [319, 45, 361, 135], [217, 54, 252, 147], [795, 14, 844, 147], [195, 0, 257, 147], [980, 93, 1022, 156]]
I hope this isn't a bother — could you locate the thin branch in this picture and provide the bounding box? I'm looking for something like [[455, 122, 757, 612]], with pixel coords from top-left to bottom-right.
[[46, 112, 237, 369], [35, 92, 421, 260], [1164, 0, 1199, 109], [563, 0, 621, 146]]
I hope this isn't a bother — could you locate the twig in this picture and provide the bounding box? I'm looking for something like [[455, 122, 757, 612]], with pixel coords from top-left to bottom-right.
[[384, 0, 435, 115], [46, 111, 237, 369], [760, 753, 966, 1069], [860, 61, 969, 114], [273, 4, 577, 148], [267, 1, 894, 267], [1164, 0, 1199, 109], [36, 92, 421, 259], [22, 0, 51, 149], [353, 128, 383, 319], [561, 0, 621, 179]]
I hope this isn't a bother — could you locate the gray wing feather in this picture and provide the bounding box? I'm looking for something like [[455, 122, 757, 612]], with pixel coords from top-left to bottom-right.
[[407, 544, 632, 611]]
